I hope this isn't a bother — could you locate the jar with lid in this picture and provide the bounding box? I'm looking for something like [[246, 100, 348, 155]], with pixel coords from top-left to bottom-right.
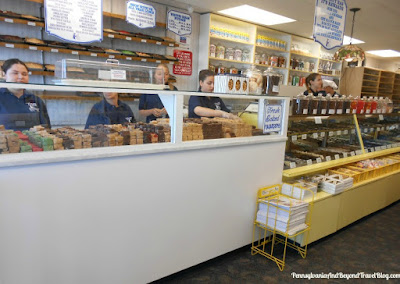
[[343, 95, 351, 114], [356, 97, 366, 114], [371, 97, 378, 114], [216, 63, 225, 74], [209, 44, 216, 57], [364, 97, 373, 114], [261, 53, 268, 65], [229, 65, 238, 74], [350, 95, 358, 114], [309, 62, 315, 72], [242, 49, 250, 62], [233, 47, 242, 61], [309, 94, 321, 115], [225, 47, 234, 60], [244, 65, 263, 95], [262, 67, 281, 95], [278, 56, 286, 68], [292, 75, 300, 86], [298, 60, 305, 71], [269, 55, 278, 67], [292, 58, 299, 70], [377, 97, 385, 114], [304, 61, 310, 71], [319, 94, 328, 115], [208, 64, 215, 72], [254, 52, 261, 64], [386, 98, 394, 113], [216, 43, 225, 59], [291, 96, 298, 115], [295, 93, 310, 115], [335, 95, 344, 114]]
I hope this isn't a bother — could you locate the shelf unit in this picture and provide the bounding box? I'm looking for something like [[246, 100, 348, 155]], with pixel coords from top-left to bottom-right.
[[199, 13, 342, 88], [393, 74, 400, 103], [340, 67, 397, 98]]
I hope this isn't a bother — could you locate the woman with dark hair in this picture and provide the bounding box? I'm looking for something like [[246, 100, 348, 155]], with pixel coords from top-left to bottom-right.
[[0, 58, 51, 129], [303, 73, 326, 96], [188, 69, 239, 119], [85, 92, 135, 129]]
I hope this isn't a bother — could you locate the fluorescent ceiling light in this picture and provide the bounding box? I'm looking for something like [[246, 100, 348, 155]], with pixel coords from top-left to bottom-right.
[[343, 36, 364, 45], [366, 50, 400, 57], [218, 5, 296, 26]]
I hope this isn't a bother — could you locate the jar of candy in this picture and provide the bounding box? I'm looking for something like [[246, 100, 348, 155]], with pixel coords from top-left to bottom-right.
[[254, 52, 261, 64], [216, 63, 225, 74], [233, 47, 242, 61], [216, 43, 225, 59], [242, 49, 250, 62], [269, 55, 278, 67], [225, 47, 234, 60], [244, 65, 263, 95], [208, 64, 215, 72], [209, 44, 216, 57], [229, 65, 238, 74], [278, 56, 286, 68]]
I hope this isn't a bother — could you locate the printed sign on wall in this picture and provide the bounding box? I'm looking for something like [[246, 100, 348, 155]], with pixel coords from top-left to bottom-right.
[[126, 1, 156, 28], [172, 50, 192, 76], [45, 0, 103, 43], [167, 10, 192, 36], [263, 104, 282, 134], [313, 0, 347, 49]]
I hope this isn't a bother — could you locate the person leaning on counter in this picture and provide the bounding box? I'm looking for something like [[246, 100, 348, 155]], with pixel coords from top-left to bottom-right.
[[303, 73, 326, 96], [85, 92, 135, 129], [139, 63, 177, 123], [0, 58, 51, 130], [188, 69, 240, 119]]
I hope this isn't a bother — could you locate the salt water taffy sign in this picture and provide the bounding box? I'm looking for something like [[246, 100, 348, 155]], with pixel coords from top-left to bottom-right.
[[313, 0, 347, 49], [126, 1, 156, 28], [167, 10, 192, 36], [45, 0, 103, 43]]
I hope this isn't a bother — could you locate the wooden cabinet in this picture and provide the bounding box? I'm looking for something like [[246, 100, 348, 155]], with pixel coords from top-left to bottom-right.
[[340, 67, 396, 99]]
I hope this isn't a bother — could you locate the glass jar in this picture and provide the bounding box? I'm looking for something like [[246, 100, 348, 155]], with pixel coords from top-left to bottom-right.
[[229, 65, 238, 74], [328, 94, 337, 114], [356, 97, 366, 114], [269, 55, 278, 67], [233, 47, 242, 61], [209, 44, 216, 57], [295, 93, 309, 115], [208, 64, 215, 72], [343, 95, 351, 114], [377, 97, 385, 114], [371, 97, 378, 114], [309, 62, 315, 72], [319, 94, 327, 115], [262, 67, 281, 95], [304, 61, 310, 71], [225, 47, 234, 60], [278, 56, 286, 68], [350, 95, 358, 114], [364, 97, 373, 114], [216, 43, 225, 59], [242, 49, 250, 62], [261, 53, 268, 65], [216, 63, 225, 74], [244, 65, 263, 95], [254, 52, 261, 64], [298, 60, 305, 71], [335, 95, 344, 114], [386, 98, 394, 113], [309, 95, 321, 115]]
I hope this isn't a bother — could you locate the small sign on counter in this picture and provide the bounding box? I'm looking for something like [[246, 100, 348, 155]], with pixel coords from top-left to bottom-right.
[[263, 104, 283, 134]]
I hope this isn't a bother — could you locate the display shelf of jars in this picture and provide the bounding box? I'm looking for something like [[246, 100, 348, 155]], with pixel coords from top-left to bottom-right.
[[290, 51, 320, 59], [209, 35, 252, 46], [289, 69, 315, 74], [209, 57, 250, 65], [254, 64, 287, 70]]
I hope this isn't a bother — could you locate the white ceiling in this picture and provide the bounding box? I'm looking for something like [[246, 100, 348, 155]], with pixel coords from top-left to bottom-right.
[[154, 0, 400, 65]]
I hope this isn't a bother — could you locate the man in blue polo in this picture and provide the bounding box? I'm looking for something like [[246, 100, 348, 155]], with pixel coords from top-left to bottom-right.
[[0, 58, 51, 130]]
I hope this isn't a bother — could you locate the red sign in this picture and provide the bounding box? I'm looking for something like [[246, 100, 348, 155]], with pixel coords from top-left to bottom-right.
[[173, 50, 192, 76]]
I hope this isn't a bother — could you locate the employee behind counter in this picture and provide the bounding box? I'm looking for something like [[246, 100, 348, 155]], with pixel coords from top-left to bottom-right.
[[0, 58, 51, 130], [303, 73, 326, 97], [85, 92, 135, 129], [188, 69, 240, 120]]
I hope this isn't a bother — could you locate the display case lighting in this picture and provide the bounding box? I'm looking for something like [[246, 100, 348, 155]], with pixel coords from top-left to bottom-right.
[[218, 5, 296, 26]]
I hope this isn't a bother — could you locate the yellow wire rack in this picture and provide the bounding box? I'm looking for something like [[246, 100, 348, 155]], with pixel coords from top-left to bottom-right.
[[251, 184, 315, 271]]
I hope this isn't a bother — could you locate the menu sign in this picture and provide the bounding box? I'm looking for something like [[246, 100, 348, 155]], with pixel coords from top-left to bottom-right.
[[172, 50, 192, 76], [313, 0, 347, 49], [126, 1, 156, 28], [167, 10, 192, 35], [45, 0, 103, 43], [263, 105, 283, 134]]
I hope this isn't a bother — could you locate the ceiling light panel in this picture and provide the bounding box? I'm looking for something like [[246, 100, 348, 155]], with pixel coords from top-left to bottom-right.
[[366, 50, 400, 57], [342, 36, 364, 45], [218, 5, 296, 26]]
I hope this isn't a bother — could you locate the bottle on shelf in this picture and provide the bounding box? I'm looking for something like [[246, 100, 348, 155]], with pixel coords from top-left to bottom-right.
[[377, 97, 385, 114], [356, 97, 366, 114], [350, 95, 358, 114], [233, 47, 242, 61], [209, 43, 216, 57], [364, 97, 373, 114], [242, 49, 251, 62], [225, 47, 234, 60], [371, 97, 378, 114]]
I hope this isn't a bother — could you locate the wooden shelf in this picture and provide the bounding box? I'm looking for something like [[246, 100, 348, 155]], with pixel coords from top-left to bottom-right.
[[209, 35, 252, 45], [318, 58, 340, 63], [0, 42, 177, 65], [320, 72, 340, 77], [255, 45, 288, 53], [208, 57, 250, 64], [290, 51, 319, 59], [254, 64, 287, 70], [363, 79, 379, 83], [103, 32, 178, 47], [0, 16, 44, 27], [289, 69, 314, 74]]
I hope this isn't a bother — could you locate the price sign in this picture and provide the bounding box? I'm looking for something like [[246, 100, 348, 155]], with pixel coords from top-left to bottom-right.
[[337, 130, 342, 135], [350, 151, 355, 156], [326, 156, 331, 161], [108, 34, 114, 38], [343, 153, 348, 158], [307, 159, 313, 166], [369, 148, 375, 152], [29, 46, 38, 50], [173, 50, 192, 76], [167, 10, 192, 36], [71, 51, 79, 55], [5, 18, 13, 23], [290, 162, 296, 169], [364, 128, 368, 133], [375, 147, 380, 151], [329, 131, 334, 137], [126, 1, 156, 28], [320, 132, 325, 138], [343, 130, 349, 135], [313, 133, 319, 139], [126, 37, 132, 41], [5, 44, 14, 48], [316, 157, 322, 163], [356, 150, 363, 155], [351, 129, 356, 134], [302, 134, 307, 140], [263, 104, 283, 133], [292, 135, 297, 141], [335, 154, 340, 160], [314, 117, 322, 124], [379, 115, 384, 121]]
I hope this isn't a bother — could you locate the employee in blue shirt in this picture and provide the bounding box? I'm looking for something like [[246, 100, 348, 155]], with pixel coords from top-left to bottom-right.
[[189, 69, 239, 119], [0, 58, 51, 129], [139, 64, 177, 122], [85, 92, 135, 128]]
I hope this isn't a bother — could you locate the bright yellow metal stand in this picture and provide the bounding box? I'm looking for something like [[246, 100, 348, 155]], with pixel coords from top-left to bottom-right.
[[251, 184, 314, 271]]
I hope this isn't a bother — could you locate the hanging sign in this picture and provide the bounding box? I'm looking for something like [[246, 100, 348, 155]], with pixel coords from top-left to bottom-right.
[[126, 1, 156, 28], [167, 10, 192, 36], [172, 50, 192, 76], [313, 0, 347, 49], [44, 0, 103, 43], [263, 105, 283, 134]]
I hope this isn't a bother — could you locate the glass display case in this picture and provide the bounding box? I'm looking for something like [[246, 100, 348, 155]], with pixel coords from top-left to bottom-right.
[[285, 114, 362, 169], [54, 59, 165, 89]]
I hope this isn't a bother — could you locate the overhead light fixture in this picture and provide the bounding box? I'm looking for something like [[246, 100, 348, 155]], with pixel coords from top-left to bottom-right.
[[366, 50, 400, 58], [218, 5, 296, 26], [334, 8, 365, 63], [343, 35, 364, 45]]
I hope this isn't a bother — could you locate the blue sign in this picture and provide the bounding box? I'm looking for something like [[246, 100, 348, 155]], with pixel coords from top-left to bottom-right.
[[167, 10, 192, 36], [263, 105, 282, 133], [313, 0, 347, 50], [126, 1, 156, 29]]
